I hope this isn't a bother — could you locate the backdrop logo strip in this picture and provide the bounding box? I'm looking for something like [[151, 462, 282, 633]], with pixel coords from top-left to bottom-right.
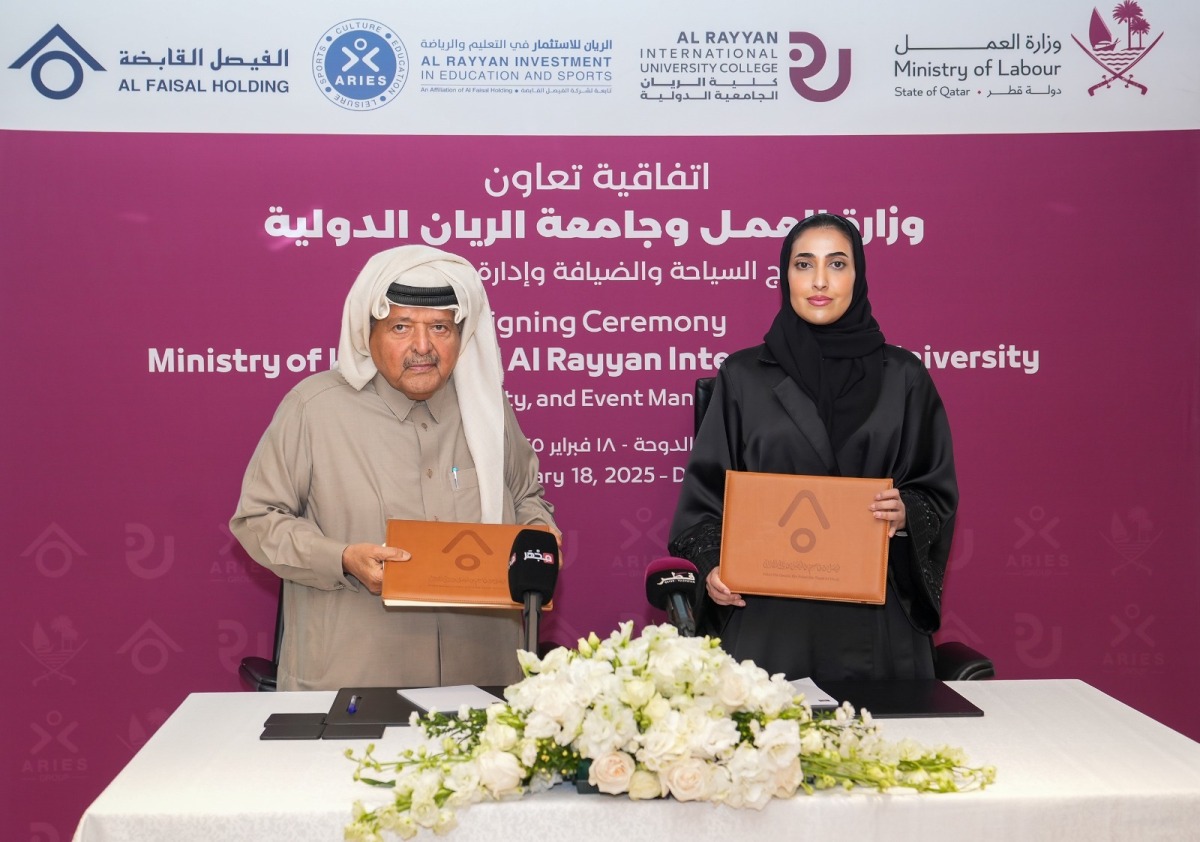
[[8, 24, 104, 99], [313, 19, 409, 110], [1071, 3, 1163, 95]]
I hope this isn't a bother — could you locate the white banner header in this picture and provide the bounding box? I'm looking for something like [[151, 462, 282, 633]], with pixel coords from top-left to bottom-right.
[[3, 1, 1197, 135]]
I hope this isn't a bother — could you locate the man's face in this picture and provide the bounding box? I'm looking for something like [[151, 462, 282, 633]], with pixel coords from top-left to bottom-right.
[[369, 306, 462, 401]]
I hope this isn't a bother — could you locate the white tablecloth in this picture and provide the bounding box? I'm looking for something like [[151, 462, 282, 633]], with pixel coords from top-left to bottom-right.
[[73, 680, 1200, 842]]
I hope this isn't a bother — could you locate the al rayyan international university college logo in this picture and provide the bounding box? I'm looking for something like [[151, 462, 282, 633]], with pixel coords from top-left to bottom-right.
[[313, 19, 409, 110], [1072, 2, 1163, 95]]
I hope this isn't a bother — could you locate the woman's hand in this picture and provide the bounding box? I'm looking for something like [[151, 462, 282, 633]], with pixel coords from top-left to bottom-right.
[[706, 568, 746, 608], [869, 488, 907, 537]]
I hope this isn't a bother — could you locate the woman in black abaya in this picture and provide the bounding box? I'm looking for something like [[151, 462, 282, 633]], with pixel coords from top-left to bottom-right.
[[667, 213, 958, 681]]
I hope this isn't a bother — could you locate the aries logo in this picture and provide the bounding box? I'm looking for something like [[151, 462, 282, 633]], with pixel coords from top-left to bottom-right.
[[442, 530, 493, 571], [312, 19, 408, 111], [777, 490, 831, 553]]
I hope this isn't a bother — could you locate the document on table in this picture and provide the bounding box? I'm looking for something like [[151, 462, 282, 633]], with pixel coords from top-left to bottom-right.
[[399, 685, 506, 713], [789, 677, 839, 709]]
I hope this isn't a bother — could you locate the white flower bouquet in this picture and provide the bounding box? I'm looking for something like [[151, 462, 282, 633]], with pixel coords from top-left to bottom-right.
[[346, 622, 994, 840]]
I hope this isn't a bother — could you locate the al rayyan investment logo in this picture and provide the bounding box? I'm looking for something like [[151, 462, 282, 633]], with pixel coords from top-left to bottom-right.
[[313, 19, 409, 110], [1072, 2, 1163, 95]]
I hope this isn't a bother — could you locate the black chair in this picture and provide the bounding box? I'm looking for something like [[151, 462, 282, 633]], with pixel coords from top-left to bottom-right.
[[239, 582, 283, 691], [691, 376, 993, 681], [238, 580, 565, 691]]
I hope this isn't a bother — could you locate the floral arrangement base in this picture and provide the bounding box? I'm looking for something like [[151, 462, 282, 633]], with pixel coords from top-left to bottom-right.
[[346, 623, 994, 840]]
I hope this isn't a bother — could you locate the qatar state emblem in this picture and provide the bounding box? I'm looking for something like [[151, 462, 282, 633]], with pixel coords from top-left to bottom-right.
[[1071, 3, 1163, 95]]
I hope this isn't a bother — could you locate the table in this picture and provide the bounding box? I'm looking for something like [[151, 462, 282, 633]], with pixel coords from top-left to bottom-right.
[[72, 680, 1200, 842]]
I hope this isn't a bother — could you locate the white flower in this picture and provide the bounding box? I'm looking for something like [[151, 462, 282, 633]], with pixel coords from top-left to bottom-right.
[[516, 738, 540, 769], [715, 660, 753, 709], [346, 622, 994, 839], [684, 708, 739, 760], [576, 702, 639, 758], [521, 710, 561, 741], [476, 749, 524, 798], [409, 799, 440, 829], [646, 640, 695, 696], [771, 757, 804, 798], [627, 768, 667, 800], [409, 769, 442, 806], [480, 719, 519, 753], [662, 757, 715, 802], [638, 710, 690, 771], [588, 750, 636, 795], [443, 761, 481, 807], [642, 694, 671, 724], [617, 675, 656, 709], [432, 810, 457, 835], [754, 719, 802, 771], [800, 726, 826, 754]]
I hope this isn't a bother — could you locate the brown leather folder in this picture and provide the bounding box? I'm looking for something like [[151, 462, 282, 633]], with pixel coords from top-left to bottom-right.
[[381, 520, 556, 609], [719, 471, 891, 604]]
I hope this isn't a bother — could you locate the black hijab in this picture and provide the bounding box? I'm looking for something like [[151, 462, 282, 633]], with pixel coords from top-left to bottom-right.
[[764, 213, 885, 457]]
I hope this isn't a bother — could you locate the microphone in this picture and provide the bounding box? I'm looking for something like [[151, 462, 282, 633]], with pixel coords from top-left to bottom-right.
[[507, 529, 560, 654], [645, 557, 698, 637]]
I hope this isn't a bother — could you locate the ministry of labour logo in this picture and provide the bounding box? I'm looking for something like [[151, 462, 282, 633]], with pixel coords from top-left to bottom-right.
[[9, 24, 104, 100], [313, 19, 408, 110], [1072, 3, 1163, 95]]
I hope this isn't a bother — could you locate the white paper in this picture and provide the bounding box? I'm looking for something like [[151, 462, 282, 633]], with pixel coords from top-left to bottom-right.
[[399, 685, 505, 713], [789, 677, 839, 709]]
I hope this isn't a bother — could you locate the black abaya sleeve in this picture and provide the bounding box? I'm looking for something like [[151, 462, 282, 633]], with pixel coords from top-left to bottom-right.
[[885, 359, 958, 632], [667, 366, 743, 634]]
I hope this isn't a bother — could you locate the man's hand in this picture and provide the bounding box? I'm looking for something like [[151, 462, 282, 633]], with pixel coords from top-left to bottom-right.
[[341, 544, 411, 595]]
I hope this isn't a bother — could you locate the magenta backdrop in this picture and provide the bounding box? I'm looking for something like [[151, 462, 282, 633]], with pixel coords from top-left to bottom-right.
[[3, 129, 1198, 840]]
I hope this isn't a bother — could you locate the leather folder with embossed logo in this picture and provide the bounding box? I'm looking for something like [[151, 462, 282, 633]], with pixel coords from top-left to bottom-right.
[[381, 519, 556, 609], [719, 471, 891, 604]]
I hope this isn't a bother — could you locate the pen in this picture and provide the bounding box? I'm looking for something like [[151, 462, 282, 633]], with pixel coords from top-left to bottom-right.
[[347, 694, 358, 715], [451, 466, 459, 490]]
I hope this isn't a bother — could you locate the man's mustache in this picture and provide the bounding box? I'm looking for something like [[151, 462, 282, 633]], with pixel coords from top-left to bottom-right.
[[403, 353, 439, 369]]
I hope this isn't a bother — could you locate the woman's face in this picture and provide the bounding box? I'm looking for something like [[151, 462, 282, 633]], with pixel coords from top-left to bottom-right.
[[786, 226, 855, 326]]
